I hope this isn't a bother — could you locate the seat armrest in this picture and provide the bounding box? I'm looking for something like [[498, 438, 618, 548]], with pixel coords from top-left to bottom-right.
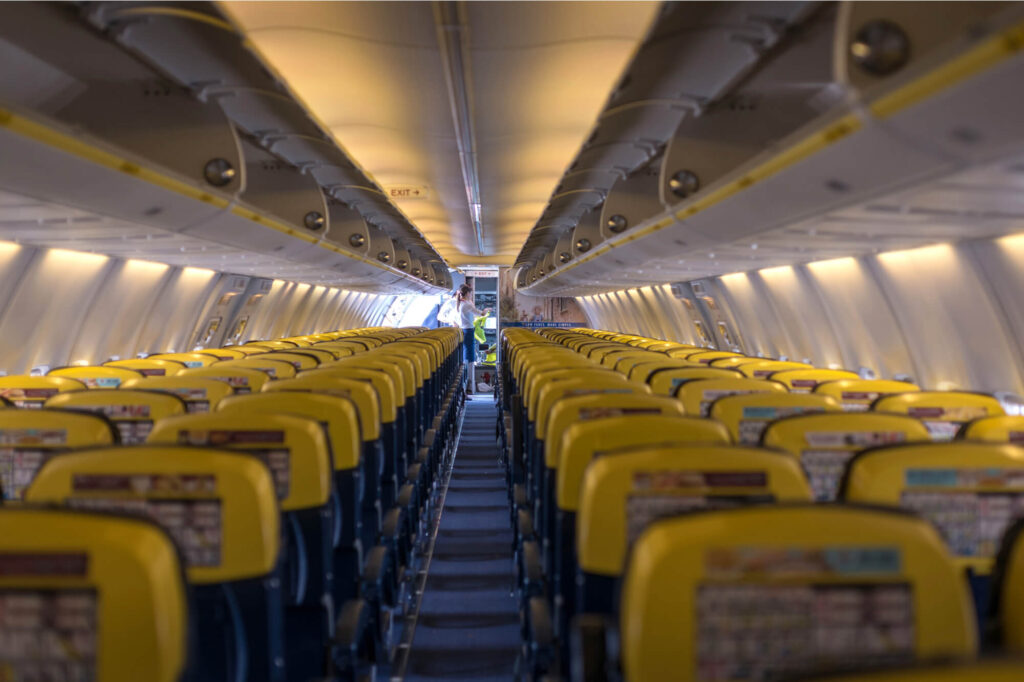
[[361, 544, 396, 607], [527, 596, 556, 679], [520, 539, 546, 600], [570, 613, 620, 682], [517, 508, 535, 543], [333, 598, 377, 681], [514, 483, 528, 509]]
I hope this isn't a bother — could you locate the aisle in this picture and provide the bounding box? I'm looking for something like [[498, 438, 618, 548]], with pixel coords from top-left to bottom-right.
[[401, 396, 519, 681]]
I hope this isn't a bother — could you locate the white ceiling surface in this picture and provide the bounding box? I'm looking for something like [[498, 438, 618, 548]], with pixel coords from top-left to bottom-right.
[[225, 1, 658, 267]]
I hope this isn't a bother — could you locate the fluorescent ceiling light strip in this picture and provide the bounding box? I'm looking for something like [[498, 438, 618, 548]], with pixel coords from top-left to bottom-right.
[[434, 0, 485, 256]]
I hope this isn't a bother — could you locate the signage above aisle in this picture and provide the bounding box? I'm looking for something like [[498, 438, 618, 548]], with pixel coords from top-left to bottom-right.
[[385, 185, 431, 201], [463, 269, 498, 278]]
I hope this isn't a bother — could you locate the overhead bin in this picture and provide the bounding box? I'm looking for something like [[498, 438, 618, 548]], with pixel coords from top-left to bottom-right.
[[518, 1, 1024, 297], [0, 1, 444, 294]]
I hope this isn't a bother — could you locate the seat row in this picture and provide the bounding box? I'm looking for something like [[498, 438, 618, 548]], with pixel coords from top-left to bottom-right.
[[0, 325, 465, 681], [497, 327, 1024, 682]]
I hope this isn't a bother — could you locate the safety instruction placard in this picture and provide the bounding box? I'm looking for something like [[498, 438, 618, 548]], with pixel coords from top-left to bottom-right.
[[695, 582, 913, 680], [626, 494, 772, 545], [0, 387, 58, 408], [840, 391, 882, 410], [185, 400, 211, 413], [801, 450, 854, 501], [69, 474, 221, 567], [699, 390, 760, 417], [801, 431, 908, 501], [901, 468, 1024, 557], [0, 588, 98, 681], [907, 406, 988, 442], [737, 406, 826, 444], [696, 546, 911, 680], [162, 388, 209, 413], [0, 429, 67, 447], [576, 406, 663, 420], [176, 430, 290, 499], [0, 449, 61, 501], [626, 470, 771, 544]]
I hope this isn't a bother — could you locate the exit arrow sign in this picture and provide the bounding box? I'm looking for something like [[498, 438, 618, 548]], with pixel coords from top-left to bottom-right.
[[385, 185, 430, 200]]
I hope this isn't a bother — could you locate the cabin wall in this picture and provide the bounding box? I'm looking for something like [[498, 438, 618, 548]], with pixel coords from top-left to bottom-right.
[[577, 234, 1024, 395], [0, 241, 392, 374]]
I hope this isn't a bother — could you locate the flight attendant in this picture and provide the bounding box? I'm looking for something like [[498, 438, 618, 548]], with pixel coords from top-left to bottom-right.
[[456, 283, 491, 391]]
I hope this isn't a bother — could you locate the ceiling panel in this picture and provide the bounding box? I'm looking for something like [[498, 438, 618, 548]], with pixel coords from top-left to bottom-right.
[[225, 1, 658, 266]]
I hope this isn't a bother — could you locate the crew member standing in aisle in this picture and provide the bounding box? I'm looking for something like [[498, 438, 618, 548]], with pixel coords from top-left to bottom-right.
[[456, 283, 490, 391]]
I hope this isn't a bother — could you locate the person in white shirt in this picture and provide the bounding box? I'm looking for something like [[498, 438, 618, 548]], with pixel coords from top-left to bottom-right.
[[456, 284, 490, 391]]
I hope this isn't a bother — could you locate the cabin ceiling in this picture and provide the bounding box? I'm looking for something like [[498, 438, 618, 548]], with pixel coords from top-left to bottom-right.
[[224, 1, 660, 267]]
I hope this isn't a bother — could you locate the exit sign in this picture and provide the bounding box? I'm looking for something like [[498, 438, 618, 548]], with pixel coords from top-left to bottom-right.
[[385, 185, 430, 200]]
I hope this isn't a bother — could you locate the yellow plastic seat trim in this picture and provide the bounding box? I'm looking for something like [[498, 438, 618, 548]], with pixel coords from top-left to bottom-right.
[[0, 507, 188, 682], [761, 412, 933, 501], [648, 367, 744, 396], [44, 390, 186, 447], [328, 356, 412, 403], [578, 446, 814, 575], [843, 441, 1024, 573], [526, 368, 619, 421], [25, 446, 280, 584], [544, 393, 688, 468], [557, 414, 732, 510], [710, 392, 841, 444], [301, 366, 398, 424], [243, 340, 298, 351], [620, 505, 977, 682], [0, 407, 117, 500], [375, 347, 427, 387], [813, 661, 1024, 682], [961, 415, 1024, 443], [216, 357, 298, 380], [219, 345, 272, 357], [519, 356, 592, 401], [770, 368, 861, 392], [735, 359, 814, 378], [874, 391, 1006, 441], [148, 412, 332, 511], [533, 376, 644, 434], [0, 407, 116, 447], [218, 391, 361, 470], [0, 375, 87, 407], [104, 358, 186, 377], [676, 377, 787, 416], [147, 352, 221, 368], [707, 356, 758, 368], [178, 366, 272, 393], [369, 352, 419, 397], [122, 376, 235, 412], [192, 348, 249, 360], [815, 378, 922, 411], [48, 366, 143, 389], [685, 350, 745, 365], [285, 348, 336, 363], [264, 375, 380, 441], [261, 351, 321, 371]]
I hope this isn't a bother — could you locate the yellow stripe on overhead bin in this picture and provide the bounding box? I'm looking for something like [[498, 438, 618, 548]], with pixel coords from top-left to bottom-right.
[[532, 113, 863, 282], [0, 106, 438, 285], [106, 6, 237, 32], [530, 20, 1024, 288], [0, 107, 229, 209], [871, 20, 1024, 118]]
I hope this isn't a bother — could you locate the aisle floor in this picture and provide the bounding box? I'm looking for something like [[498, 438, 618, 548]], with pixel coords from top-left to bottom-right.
[[402, 395, 519, 681]]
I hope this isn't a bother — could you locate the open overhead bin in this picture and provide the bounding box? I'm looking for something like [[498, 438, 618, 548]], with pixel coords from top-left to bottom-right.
[[0, 1, 444, 294], [518, 1, 1024, 297]]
